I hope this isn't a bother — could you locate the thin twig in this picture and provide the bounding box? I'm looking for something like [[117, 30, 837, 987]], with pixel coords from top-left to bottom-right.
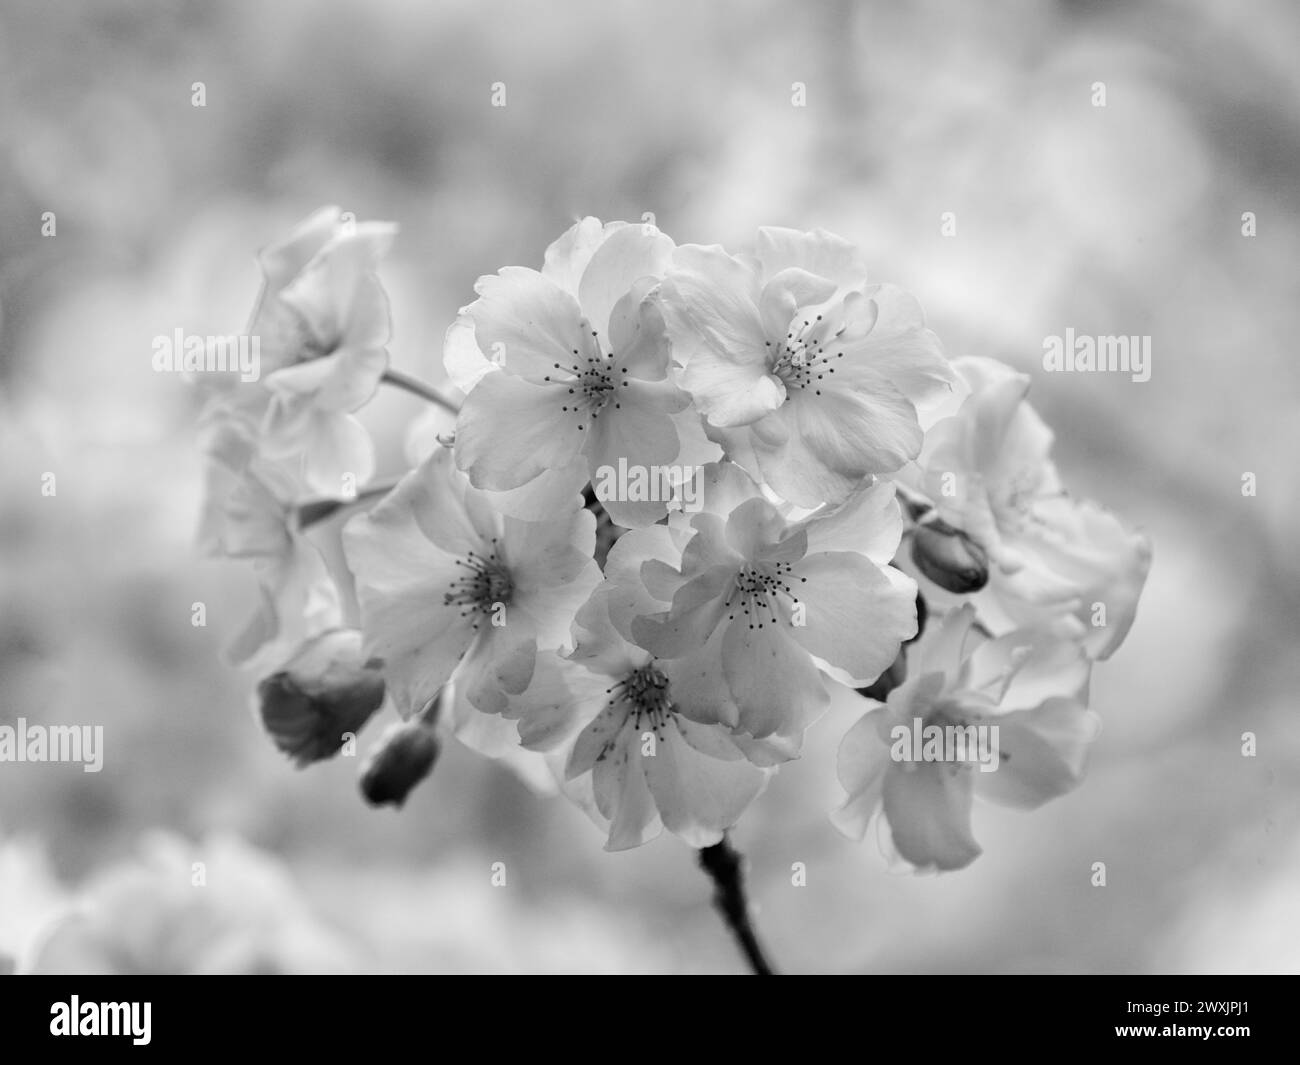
[[698, 834, 776, 975], [295, 480, 401, 530], [892, 481, 934, 523], [380, 368, 461, 414], [243, 277, 267, 338]]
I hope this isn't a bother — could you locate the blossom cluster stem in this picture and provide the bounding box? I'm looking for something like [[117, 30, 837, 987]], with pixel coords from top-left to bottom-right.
[[296, 480, 401, 531], [698, 834, 776, 975], [380, 368, 461, 414], [892, 481, 934, 523]]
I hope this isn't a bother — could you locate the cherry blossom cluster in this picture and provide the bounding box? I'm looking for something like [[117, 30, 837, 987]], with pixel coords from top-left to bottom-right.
[[197, 210, 1150, 872]]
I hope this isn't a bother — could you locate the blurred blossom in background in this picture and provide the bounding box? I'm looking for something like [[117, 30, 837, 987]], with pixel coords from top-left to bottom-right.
[[1, 0, 1298, 973]]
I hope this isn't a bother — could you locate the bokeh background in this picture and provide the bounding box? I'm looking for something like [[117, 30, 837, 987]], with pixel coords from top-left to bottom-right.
[[1, 0, 1298, 974]]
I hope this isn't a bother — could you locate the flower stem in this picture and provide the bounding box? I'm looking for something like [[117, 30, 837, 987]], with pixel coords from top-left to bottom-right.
[[698, 834, 777, 975], [243, 277, 267, 337], [380, 369, 460, 414], [296, 480, 401, 531], [892, 481, 934, 524]]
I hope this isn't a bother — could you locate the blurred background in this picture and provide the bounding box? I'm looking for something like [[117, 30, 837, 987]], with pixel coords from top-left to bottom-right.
[[1, 0, 1298, 974]]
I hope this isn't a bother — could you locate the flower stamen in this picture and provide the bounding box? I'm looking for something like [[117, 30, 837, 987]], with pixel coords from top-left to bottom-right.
[[724, 562, 803, 630], [444, 539, 513, 630], [769, 315, 843, 399], [608, 664, 673, 739], [541, 320, 617, 429]]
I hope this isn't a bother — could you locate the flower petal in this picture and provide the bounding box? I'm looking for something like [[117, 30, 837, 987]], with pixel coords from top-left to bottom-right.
[[754, 226, 869, 291], [280, 224, 397, 349], [756, 267, 838, 340], [394, 447, 499, 560], [258, 206, 342, 292], [587, 378, 688, 528], [835, 284, 954, 408], [597, 737, 663, 851], [881, 760, 981, 872], [608, 282, 671, 381], [601, 523, 685, 638], [480, 458, 588, 521], [660, 623, 740, 729], [502, 508, 601, 652], [342, 504, 473, 716], [454, 370, 587, 491], [721, 619, 827, 738], [768, 377, 922, 504], [578, 223, 673, 341], [976, 698, 1101, 809], [443, 313, 494, 394], [788, 551, 917, 685], [456, 627, 538, 715], [464, 266, 590, 382], [796, 480, 903, 564], [281, 409, 375, 498], [642, 720, 767, 848], [541, 216, 609, 294], [831, 708, 893, 840], [510, 653, 602, 752], [661, 245, 777, 426]]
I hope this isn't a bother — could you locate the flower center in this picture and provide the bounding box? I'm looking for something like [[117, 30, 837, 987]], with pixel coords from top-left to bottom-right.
[[291, 310, 338, 364], [992, 466, 1050, 537], [542, 321, 629, 430], [923, 703, 1009, 773], [444, 540, 513, 630], [724, 562, 804, 630], [765, 314, 843, 399], [609, 664, 673, 733]]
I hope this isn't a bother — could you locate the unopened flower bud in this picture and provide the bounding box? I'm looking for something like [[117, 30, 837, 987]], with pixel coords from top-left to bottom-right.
[[257, 629, 385, 767], [910, 518, 989, 594], [359, 720, 440, 808]]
